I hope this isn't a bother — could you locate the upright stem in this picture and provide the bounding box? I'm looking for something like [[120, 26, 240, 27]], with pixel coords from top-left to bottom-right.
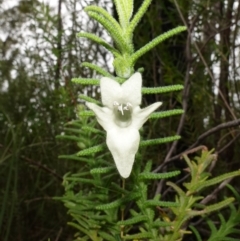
[[55, 0, 62, 89]]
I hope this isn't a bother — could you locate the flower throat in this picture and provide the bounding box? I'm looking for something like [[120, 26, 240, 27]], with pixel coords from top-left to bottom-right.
[[113, 101, 132, 126]]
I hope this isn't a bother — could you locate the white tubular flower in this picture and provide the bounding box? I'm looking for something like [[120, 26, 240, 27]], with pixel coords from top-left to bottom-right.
[[86, 72, 162, 178]]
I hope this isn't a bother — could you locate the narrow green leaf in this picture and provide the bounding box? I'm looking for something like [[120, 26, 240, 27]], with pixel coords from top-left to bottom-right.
[[142, 85, 184, 94], [117, 215, 147, 225], [140, 135, 181, 147], [72, 77, 99, 85], [67, 222, 90, 236], [110, 183, 129, 195], [58, 155, 93, 163], [90, 167, 115, 174], [76, 214, 101, 228], [96, 199, 123, 210], [227, 184, 240, 201], [166, 181, 185, 196], [204, 198, 235, 213], [153, 220, 172, 228], [113, 0, 133, 28], [77, 32, 120, 57], [56, 135, 82, 142], [98, 231, 116, 241], [196, 170, 240, 191], [130, 26, 187, 65], [139, 170, 180, 180], [63, 127, 83, 134], [149, 109, 184, 119], [86, 11, 130, 53], [71, 171, 92, 178], [81, 62, 114, 77], [79, 94, 100, 105], [124, 192, 141, 202], [143, 160, 152, 172], [77, 144, 105, 156], [127, 0, 152, 35], [182, 154, 194, 174], [85, 5, 122, 33], [82, 126, 104, 134], [122, 232, 153, 239], [189, 225, 202, 241], [78, 111, 95, 117], [65, 177, 99, 185], [144, 200, 179, 208], [218, 213, 227, 227], [65, 121, 84, 128], [189, 198, 235, 216], [96, 192, 141, 210]]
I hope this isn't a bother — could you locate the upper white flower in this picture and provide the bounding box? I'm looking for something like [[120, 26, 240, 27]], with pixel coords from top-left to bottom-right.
[[86, 72, 162, 178]]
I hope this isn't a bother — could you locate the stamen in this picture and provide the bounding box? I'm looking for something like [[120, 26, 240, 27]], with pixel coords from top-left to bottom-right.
[[123, 102, 132, 111], [113, 101, 132, 116], [118, 104, 124, 115]]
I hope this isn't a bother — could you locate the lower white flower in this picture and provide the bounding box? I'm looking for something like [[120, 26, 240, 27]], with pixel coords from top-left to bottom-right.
[[86, 72, 162, 178]]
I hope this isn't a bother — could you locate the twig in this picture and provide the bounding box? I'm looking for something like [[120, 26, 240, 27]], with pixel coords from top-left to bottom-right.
[[173, 0, 237, 121], [153, 119, 240, 173], [21, 154, 63, 181], [162, 14, 193, 165], [55, 227, 63, 241], [154, 5, 194, 195], [24, 196, 53, 204], [188, 119, 240, 150], [180, 145, 208, 157], [217, 132, 240, 154], [0, 143, 63, 181], [162, 173, 190, 198], [200, 178, 233, 205]]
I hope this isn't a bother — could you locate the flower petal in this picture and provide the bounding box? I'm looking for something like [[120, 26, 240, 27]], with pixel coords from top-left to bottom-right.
[[86, 102, 114, 131], [101, 72, 142, 109], [101, 77, 121, 109], [106, 127, 140, 178], [121, 72, 142, 107], [132, 102, 162, 130]]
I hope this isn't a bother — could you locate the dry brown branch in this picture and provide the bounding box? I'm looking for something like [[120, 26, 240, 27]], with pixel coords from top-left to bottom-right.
[[154, 119, 240, 173]]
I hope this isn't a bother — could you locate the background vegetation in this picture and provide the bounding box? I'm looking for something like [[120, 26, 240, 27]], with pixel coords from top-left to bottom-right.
[[0, 0, 240, 240]]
